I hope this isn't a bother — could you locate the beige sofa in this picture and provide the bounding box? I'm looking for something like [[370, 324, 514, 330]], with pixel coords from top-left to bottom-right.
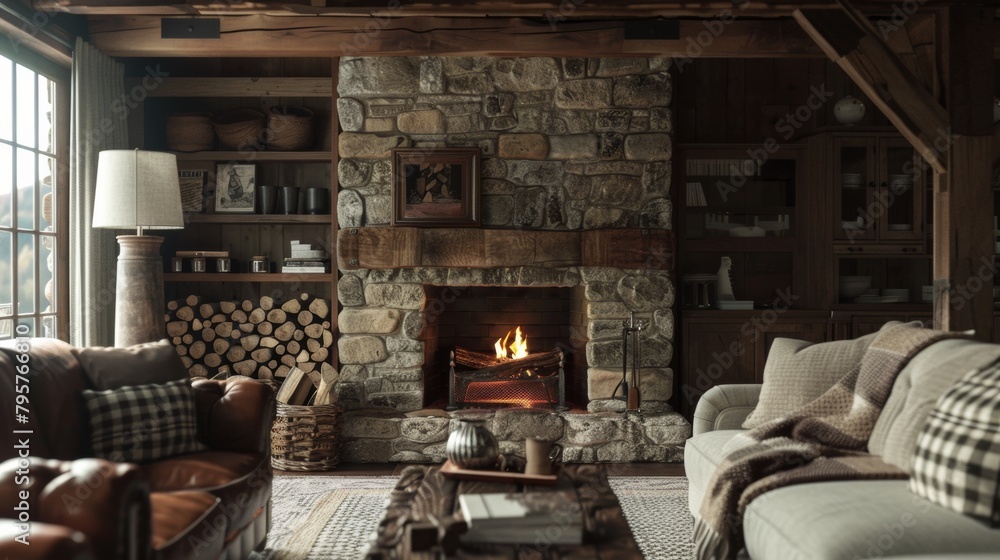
[[685, 336, 1000, 559]]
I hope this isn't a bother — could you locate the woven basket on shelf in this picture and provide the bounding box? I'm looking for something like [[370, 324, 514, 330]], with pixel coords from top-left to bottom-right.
[[213, 108, 266, 151], [270, 402, 342, 471], [266, 105, 314, 151], [166, 112, 215, 152]]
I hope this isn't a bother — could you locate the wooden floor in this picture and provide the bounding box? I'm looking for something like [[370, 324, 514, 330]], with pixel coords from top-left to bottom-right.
[[275, 462, 685, 477]]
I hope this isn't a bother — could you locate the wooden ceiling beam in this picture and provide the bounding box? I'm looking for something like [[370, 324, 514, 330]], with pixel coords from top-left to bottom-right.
[[87, 15, 832, 58], [34, 0, 957, 18], [794, 7, 948, 173]]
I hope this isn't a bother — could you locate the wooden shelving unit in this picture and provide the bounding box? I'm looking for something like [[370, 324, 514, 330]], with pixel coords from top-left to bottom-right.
[[174, 151, 332, 163], [164, 272, 334, 282], [184, 214, 331, 224]]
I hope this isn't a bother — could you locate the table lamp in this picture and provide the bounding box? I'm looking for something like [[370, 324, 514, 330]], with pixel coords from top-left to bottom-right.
[[94, 149, 184, 347]]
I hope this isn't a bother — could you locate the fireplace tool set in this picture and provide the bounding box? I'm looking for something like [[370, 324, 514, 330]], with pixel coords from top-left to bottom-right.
[[613, 311, 647, 418]]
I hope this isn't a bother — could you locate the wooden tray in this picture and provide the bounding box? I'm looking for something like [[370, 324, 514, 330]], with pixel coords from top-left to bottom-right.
[[439, 460, 561, 485]]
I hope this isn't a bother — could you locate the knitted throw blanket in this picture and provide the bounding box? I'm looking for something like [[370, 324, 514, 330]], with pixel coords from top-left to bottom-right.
[[693, 324, 966, 560]]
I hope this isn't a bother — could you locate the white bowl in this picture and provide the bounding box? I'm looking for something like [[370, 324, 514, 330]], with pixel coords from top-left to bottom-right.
[[839, 276, 872, 300]]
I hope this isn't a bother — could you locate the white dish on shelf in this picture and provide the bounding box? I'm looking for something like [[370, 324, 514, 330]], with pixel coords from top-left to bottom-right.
[[717, 300, 754, 310], [728, 226, 766, 237]]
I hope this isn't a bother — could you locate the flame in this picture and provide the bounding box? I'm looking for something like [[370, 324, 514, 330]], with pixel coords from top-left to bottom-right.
[[494, 326, 528, 360]]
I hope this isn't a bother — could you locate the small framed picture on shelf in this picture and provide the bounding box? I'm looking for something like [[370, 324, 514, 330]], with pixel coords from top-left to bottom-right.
[[391, 148, 480, 227], [178, 170, 206, 212], [215, 163, 256, 213]]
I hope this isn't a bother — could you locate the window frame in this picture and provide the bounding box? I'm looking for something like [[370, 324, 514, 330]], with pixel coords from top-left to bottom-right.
[[0, 43, 69, 341]]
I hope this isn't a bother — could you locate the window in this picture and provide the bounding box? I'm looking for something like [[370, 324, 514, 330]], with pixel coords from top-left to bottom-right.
[[0, 51, 64, 340]]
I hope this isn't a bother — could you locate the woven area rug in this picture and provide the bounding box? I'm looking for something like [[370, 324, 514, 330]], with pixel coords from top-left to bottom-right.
[[251, 474, 694, 560]]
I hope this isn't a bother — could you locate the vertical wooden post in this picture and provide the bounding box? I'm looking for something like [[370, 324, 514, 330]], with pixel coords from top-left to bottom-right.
[[331, 57, 340, 366], [933, 5, 995, 339]]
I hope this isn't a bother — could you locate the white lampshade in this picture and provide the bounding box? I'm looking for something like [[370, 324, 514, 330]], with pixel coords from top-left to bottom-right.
[[93, 149, 184, 232]]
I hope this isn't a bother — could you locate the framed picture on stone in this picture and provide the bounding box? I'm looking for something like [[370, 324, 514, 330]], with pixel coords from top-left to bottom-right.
[[214, 163, 256, 213], [391, 148, 480, 227]]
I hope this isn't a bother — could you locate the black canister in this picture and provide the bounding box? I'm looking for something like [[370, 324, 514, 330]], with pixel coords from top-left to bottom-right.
[[304, 187, 329, 215], [257, 184, 279, 214], [277, 186, 300, 214]]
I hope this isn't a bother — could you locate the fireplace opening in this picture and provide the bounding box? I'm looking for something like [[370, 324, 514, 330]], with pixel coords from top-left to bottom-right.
[[422, 286, 588, 409], [449, 346, 566, 409]]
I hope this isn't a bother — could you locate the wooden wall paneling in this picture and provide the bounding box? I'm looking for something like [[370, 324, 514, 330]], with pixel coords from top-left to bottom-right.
[[724, 60, 746, 143], [220, 224, 240, 265], [743, 59, 774, 142], [772, 59, 812, 106], [696, 59, 728, 143], [330, 57, 339, 369], [673, 64, 699, 143], [807, 58, 835, 130]]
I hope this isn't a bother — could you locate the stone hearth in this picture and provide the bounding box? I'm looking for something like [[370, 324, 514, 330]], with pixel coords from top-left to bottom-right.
[[341, 408, 690, 464], [334, 55, 689, 462]]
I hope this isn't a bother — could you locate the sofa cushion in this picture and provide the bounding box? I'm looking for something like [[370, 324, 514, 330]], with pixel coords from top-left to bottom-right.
[[909, 360, 1000, 527], [742, 480, 1000, 560], [82, 379, 206, 463], [742, 327, 887, 429], [150, 490, 224, 560], [73, 339, 187, 390], [869, 338, 1000, 473], [141, 450, 272, 534], [683, 430, 751, 514]]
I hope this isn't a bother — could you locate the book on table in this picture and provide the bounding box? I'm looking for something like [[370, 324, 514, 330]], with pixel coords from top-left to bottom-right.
[[458, 491, 583, 545]]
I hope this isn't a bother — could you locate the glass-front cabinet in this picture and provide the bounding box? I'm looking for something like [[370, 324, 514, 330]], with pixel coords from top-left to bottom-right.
[[832, 135, 925, 248]]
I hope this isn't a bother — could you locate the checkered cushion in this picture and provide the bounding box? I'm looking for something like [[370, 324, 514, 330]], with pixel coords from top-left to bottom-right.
[[82, 378, 205, 463], [909, 360, 1000, 527]]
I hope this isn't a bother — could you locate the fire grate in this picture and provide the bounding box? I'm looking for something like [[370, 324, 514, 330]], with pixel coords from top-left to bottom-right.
[[448, 347, 566, 410]]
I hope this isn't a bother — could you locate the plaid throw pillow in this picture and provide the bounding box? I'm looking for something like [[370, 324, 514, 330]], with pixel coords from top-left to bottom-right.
[[909, 361, 1000, 526], [83, 378, 205, 463]]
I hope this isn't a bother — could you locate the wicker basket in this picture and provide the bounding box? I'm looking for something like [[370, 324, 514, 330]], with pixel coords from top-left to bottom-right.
[[271, 402, 342, 471], [166, 112, 215, 152], [213, 108, 266, 151], [266, 105, 314, 151]]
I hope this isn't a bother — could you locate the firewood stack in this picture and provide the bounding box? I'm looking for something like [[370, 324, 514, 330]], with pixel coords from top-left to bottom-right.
[[165, 294, 336, 387]]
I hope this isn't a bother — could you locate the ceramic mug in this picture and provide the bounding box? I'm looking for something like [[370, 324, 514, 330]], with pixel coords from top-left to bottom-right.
[[525, 437, 563, 476]]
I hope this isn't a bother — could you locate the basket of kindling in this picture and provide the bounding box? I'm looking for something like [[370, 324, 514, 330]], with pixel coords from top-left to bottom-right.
[[266, 105, 314, 151], [270, 367, 341, 471], [212, 108, 266, 151]]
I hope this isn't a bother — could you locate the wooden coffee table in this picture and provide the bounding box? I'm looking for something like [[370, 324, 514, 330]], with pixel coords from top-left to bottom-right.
[[365, 464, 642, 559]]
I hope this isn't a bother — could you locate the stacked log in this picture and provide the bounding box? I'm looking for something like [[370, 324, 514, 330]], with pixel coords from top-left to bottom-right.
[[166, 294, 336, 385]]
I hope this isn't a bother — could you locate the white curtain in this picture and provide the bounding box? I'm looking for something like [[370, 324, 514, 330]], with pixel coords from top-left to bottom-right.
[[69, 38, 127, 346]]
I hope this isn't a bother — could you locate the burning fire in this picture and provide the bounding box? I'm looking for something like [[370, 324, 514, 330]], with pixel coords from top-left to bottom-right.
[[494, 326, 528, 361]]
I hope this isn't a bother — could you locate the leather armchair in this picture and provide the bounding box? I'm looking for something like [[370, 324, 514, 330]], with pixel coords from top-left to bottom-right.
[[0, 339, 276, 560]]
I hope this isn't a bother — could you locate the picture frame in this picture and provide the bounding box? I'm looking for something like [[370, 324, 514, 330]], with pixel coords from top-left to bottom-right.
[[178, 169, 206, 212], [391, 148, 480, 227], [214, 163, 256, 213]]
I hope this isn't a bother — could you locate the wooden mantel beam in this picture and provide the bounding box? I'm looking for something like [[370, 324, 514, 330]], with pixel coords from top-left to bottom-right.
[[338, 227, 674, 271], [793, 7, 948, 173]]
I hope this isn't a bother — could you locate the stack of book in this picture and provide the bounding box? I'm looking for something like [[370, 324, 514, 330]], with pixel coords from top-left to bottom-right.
[[458, 491, 583, 545], [282, 241, 329, 273]]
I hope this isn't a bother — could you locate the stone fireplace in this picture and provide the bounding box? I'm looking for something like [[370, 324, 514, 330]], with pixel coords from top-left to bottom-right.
[[334, 55, 690, 462]]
